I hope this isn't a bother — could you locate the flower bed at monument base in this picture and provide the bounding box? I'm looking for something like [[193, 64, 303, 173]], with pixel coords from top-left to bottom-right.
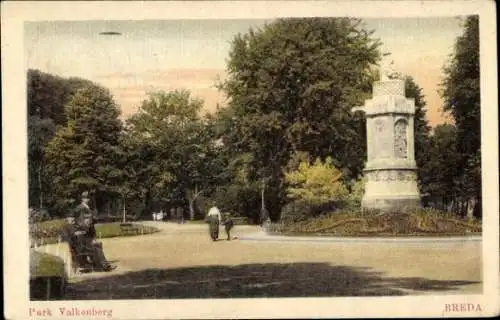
[[268, 208, 482, 236]]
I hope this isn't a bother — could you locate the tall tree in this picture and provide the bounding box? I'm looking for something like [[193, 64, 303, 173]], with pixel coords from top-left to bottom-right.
[[44, 84, 123, 214], [27, 69, 100, 210], [220, 18, 381, 219], [421, 124, 462, 211], [28, 69, 96, 125], [404, 76, 432, 193], [125, 90, 227, 220], [28, 116, 56, 208], [440, 15, 481, 216]]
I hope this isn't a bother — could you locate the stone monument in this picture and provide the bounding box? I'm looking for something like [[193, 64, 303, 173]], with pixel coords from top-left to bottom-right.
[[352, 63, 421, 211]]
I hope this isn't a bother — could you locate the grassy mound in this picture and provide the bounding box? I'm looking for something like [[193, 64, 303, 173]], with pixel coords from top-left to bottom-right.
[[30, 251, 67, 300], [273, 208, 482, 236], [30, 219, 159, 246]]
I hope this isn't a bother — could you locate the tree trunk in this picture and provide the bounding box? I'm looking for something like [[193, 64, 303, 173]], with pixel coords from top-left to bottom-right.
[[466, 198, 475, 220], [189, 199, 195, 221], [38, 164, 43, 209], [260, 179, 268, 223], [122, 194, 127, 223], [186, 185, 202, 221]]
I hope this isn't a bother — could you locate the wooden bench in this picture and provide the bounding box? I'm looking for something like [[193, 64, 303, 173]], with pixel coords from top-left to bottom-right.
[[67, 239, 94, 274], [120, 223, 139, 235]]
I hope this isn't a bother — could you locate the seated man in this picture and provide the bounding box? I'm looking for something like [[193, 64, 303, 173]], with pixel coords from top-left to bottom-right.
[[62, 215, 94, 272], [71, 191, 116, 272]]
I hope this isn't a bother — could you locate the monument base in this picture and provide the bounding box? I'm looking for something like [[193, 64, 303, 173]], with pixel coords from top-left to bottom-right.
[[362, 168, 421, 212], [362, 195, 421, 212]]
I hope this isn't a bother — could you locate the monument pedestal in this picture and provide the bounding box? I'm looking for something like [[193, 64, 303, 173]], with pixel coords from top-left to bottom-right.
[[362, 168, 421, 211], [353, 79, 421, 211]]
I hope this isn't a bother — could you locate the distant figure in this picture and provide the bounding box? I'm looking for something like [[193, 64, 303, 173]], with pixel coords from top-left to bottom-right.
[[260, 208, 269, 227], [71, 191, 115, 272], [222, 212, 234, 241], [206, 205, 221, 241], [152, 210, 164, 221]]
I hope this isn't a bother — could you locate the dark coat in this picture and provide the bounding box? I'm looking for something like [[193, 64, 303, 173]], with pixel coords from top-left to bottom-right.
[[73, 203, 96, 240], [62, 223, 90, 252]]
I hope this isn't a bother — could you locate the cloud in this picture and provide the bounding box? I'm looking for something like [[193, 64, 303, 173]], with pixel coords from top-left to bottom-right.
[[98, 69, 227, 118]]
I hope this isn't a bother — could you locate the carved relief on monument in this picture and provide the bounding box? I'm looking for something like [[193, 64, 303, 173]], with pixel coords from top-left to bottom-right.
[[394, 119, 408, 159], [366, 170, 417, 181], [372, 118, 390, 159]]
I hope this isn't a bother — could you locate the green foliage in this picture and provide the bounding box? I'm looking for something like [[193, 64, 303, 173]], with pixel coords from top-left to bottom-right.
[[94, 223, 159, 239], [441, 16, 480, 156], [28, 116, 56, 208], [31, 251, 66, 278], [30, 219, 68, 244], [285, 157, 348, 204], [440, 16, 481, 216], [195, 153, 263, 222], [209, 184, 261, 222], [219, 18, 381, 219], [280, 200, 313, 224], [28, 70, 97, 210], [404, 76, 432, 193], [124, 90, 229, 219], [28, 69, 96, 124], [345, 177, 366, 209], [422, 124, 461, 197], [44, 84, 123, 213]]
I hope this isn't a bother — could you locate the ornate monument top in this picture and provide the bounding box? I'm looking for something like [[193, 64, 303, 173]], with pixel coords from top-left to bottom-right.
[[380, 60, 402, 81], [351, 59, 411, 115], [373, 80, 405, 97]]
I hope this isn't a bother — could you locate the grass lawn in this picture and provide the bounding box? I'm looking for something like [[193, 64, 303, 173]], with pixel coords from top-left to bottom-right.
[[31, 251, 66, 278], [94, 222, 158, 238], [30, 219, 159, 246]]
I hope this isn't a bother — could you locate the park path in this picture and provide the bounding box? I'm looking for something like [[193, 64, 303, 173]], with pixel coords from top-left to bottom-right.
[[36, 221, 482, 298]]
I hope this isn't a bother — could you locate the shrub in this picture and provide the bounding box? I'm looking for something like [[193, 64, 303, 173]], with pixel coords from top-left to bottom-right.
[[29, 208, 51, 223], [344, 177, 366, 210], [201, 185, 261, 223], [30, 219, 67, 245], [30, 251, 67, 300], [285, 157, 349, 204], [280, 200, 313, 224]]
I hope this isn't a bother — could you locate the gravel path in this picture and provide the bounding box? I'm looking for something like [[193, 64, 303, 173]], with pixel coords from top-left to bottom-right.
[[37, 221, 482, 299]]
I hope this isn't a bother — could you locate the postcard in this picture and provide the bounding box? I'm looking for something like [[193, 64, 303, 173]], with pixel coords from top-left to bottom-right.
[[2, 1, 499, 319]]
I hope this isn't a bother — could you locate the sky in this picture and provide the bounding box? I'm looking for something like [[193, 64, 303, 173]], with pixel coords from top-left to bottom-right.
[[25, 17, 465, 126]]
